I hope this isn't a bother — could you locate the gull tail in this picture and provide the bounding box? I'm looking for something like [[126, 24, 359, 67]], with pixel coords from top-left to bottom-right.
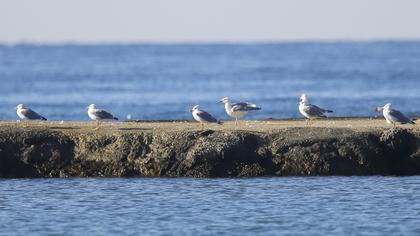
[[409, 120, 416, 125], [41, 117, 47, 121], [324, 109, 333, 113], [248, 104, 261, 111], [217, 120, 223, 125], [113, 117, 119, 121]]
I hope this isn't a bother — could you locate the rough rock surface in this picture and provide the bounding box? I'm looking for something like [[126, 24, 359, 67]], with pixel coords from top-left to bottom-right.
[[0, 120, 419, 178]]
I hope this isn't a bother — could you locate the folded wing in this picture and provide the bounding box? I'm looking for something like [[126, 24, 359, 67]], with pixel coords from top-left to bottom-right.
[[231, 102, 261, 112], [92, 109, 118, 120], [197, 110, 218, 123], [389, 109, 415, 124], [22, 108, 47, 120], [303, 104, 330, 117]]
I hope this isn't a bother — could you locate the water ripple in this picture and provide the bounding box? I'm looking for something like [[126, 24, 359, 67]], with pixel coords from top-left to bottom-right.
[[1, 177, 420, 235]]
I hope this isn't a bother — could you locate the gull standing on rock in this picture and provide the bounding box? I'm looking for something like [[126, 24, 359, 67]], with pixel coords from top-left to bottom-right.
[[16, 104, 47, 121], [191, 105, 221, 130], [298, 94, 333, 124], [219, 97, 261, 124], [87, 104, 118, 129], [374, 103, 415, 127]]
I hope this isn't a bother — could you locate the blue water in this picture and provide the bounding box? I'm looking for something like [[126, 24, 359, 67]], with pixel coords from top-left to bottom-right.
[[0, 42, 420, 121], [0, 177, 419, 235]]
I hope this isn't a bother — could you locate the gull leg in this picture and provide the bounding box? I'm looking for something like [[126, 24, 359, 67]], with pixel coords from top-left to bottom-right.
[[201, 122, 204, 130], [94, 120, 100, 130], [235, 118, 238, 126], [306, 118, 313, 126]]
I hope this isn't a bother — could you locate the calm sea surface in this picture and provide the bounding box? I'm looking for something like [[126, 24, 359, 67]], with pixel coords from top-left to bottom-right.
[[1, 43, 420, 235], [0, 42, 419, 121], [0, 177, 419, 235]]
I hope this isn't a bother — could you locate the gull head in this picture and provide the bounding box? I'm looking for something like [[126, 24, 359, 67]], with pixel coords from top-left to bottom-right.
[[299, 94, 309, 104], [16, 104, 24, 110], [190, 105, 199, 112], [219, 97, 230, 104], [374, 106, 383, 112], [383, 103, 392, 109], [87, 104, 96, 110], [375, 103, 391, 112]]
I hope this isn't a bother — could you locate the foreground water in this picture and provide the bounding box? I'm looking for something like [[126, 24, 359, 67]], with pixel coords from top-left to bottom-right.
[[1, 177, 419, 235], [0, 42, 420, 121]]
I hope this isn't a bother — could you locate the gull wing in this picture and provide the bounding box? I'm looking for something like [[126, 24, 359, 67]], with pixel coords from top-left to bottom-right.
[[231, 102, 261, 112], [196, 110, 218, 123], [21, 108, 47, 120], [303, 104, 327, 117], [389, 109, 414, 124], [92, 109, 117, 120]]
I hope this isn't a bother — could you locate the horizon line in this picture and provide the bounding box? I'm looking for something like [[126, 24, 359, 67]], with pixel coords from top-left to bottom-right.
[[1, 38, 420, 46]]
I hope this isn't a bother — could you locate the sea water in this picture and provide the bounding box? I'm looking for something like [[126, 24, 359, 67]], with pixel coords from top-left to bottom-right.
[[1, 177, 420, 235], [0, 42, 419, 121]]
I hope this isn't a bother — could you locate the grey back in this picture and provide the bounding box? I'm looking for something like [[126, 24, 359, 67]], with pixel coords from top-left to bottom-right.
[[197, 110, 218, 123]]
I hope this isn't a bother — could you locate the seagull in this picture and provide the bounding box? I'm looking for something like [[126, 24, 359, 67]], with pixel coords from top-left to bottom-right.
[[16, 104, 47, 121], [219, 97, 261, 124], [374, 103, 415, 127], [87, 104, 118, 129], [298, 94, 333, 124], [191, 105, 221, 130]]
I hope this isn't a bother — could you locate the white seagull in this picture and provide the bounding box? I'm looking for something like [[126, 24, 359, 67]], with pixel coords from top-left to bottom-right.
[[191, 105, 221, 130], [16, 104, 47, 121], [219, 97, 261, 124], [298, 94, 333, 124], [87, 104, 118, 129], [374, 103, 415, 126]]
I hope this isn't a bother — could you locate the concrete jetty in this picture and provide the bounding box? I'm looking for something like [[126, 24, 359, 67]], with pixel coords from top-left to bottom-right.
[[0, 118, 419, 178]]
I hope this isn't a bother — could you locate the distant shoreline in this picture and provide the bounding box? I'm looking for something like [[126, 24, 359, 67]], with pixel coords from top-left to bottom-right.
[[1, 40, 420, 47]]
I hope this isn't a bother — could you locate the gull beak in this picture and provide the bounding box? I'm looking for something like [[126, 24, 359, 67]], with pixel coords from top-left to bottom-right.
[[218, 100, 223, 103], [374, 107, 382, 112], [190, 109, 193, 112]]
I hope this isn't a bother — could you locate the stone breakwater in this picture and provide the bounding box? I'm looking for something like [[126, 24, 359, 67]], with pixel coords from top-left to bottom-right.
[[0, 119, 419, 178]]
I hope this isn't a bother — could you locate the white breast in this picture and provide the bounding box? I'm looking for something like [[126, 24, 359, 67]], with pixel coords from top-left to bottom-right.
[[225, 103, 247, 118], [192, 110, 203, 122], [299, 104, 310, 118], [383, 108, 393, 124], [17, 109, 27, 120], [87, 109, 98, 121]]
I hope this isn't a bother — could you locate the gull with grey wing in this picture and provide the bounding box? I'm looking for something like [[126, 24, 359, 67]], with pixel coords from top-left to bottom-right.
[[375, 103, 415, 126], [191, 105, 221, 130], [298, 94, 333, 125], [219, 97, 261, 125], [87, 104, 118, 129]]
